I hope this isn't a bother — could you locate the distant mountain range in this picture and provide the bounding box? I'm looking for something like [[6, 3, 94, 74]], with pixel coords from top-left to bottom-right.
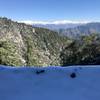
[[33, 22, 100, 38], [33, 23, 81, 30]]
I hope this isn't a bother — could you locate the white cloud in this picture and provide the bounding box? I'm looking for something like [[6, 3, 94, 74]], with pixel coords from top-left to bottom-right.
[[18, 20, 92, 25], [18, 20, 50, 25]]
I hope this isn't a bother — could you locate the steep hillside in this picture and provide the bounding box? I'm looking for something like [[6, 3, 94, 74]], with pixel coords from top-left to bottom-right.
[[0, 65, 100, 100], [60, 33, 100, 66], [0, 17, 70, 67]]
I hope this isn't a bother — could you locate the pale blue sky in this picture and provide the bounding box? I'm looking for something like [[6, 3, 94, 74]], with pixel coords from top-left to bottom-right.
[[0, 0, 100, 21]]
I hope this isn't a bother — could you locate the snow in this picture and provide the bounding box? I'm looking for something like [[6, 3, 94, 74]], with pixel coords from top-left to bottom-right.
[[0, 65, 100, 100]]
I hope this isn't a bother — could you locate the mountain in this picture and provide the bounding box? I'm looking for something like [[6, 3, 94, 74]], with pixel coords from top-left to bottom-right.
[[60, 33, 100, 66], [1, 17, 100, 67], [33, 23, 81, 30], [0, 65, 100, 100], [57, 22, 100, 38], [0, 17, 70, 67], [33, 22, 100, 38]]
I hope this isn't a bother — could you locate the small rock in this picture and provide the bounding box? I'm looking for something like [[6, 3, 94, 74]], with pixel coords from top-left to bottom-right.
[[70, 72, 76, 78]]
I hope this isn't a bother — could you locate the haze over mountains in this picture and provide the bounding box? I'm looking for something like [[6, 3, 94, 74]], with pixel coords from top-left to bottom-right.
[[20, 20, 90, 30], [33, 23, 80, 30]]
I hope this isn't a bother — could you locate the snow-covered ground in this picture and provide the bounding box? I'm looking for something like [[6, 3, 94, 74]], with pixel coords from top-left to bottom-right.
[[0, 65, 100, 100]]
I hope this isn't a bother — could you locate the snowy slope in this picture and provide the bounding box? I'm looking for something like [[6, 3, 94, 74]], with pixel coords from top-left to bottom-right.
[[0, 65, 100, 100]]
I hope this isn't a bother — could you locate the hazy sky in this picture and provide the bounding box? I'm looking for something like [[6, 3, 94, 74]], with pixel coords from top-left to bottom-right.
[[0, 0, 100, 21]]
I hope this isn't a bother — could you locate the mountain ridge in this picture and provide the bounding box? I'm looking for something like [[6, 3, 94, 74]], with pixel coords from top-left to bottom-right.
[[0, 17, 70, 67]]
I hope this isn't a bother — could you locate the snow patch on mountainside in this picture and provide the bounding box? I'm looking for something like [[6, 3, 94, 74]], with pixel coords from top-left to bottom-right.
[[0, 65, 100, 100]]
